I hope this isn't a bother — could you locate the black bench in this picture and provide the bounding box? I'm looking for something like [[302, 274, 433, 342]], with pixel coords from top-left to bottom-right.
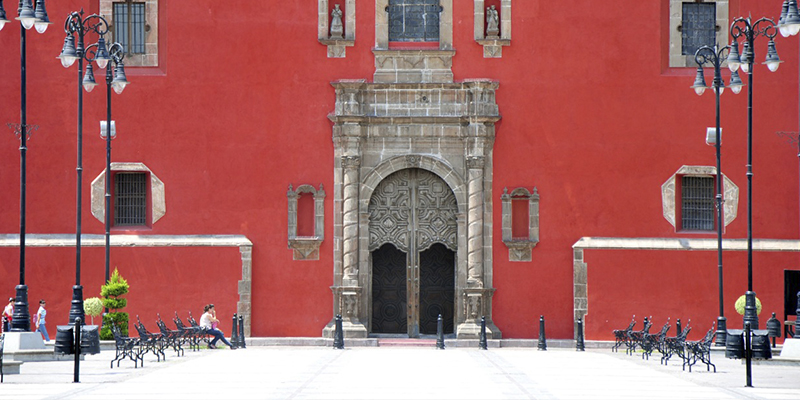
[[641, 319, 670, 361], [173, 312, 203, 352], [626, 317, 652, 355], [612, 316, 636, 353], [110, 324, 142, 369], [134, 316, 167, 362], [683, 323, 716, 372], [661, 321, 692, 366], [156, 314, 184, 357]]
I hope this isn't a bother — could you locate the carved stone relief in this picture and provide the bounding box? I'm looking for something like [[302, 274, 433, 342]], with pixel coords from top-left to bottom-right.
[[661, 165, 738, 230], [324, 77, 503, 339]]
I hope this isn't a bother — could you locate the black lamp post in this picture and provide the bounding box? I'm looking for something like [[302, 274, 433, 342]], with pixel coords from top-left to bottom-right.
[[57, 10, 112, 326], [691, 45, 745, 347], [777, 1, 800, 293], [727, 15, 783, 330], [1, 0, 50, 333], [81, 41, 129, 301]]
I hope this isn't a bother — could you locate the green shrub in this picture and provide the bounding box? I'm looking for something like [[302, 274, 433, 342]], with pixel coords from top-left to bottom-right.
[[99, 268, 130, 340], [83, 297, 103, 325]]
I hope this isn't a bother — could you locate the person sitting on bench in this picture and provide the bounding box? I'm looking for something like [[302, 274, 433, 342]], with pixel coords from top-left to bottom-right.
[[199, 304, 234, 349]]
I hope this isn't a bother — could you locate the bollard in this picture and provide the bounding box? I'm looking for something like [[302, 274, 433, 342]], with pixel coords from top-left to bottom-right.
[[231, 313, 239, 349], [333, 314, 344, 350], [576, 317, 585, 351], [436, 314, 445, 350], [676, 318, 682, 336], [73, 317, 82, 383], [479, 316, 488, 350], [766, 312, 781, 348], [538, 315, 547, 351], [239, 314, 246, 349], [745, 322, 753, 388]]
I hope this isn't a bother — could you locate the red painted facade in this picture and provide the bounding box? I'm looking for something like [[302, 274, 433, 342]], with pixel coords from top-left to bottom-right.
[[1, 0, 799, 341]]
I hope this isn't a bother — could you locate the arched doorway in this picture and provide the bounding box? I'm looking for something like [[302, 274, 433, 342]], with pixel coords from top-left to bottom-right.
[[369, 168, 457, 337]]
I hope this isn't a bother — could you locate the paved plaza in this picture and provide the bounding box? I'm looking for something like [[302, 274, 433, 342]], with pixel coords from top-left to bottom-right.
[[2, 344, 800, 399]]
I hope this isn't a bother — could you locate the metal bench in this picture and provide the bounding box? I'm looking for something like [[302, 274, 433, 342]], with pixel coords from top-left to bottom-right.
[[173, 312, 203, 351], [134, 316, 167, 362], [641, 319, 670, 361], [626, 316, 652, 355], [662, 321, 692, 366], [110, 324, 142, 369], [156, 314, 184, 357], [684, 323, 716, 372], [612, 316, 636, 353]]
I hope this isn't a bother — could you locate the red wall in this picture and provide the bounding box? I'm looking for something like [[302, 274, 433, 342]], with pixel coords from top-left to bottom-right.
[[1, 0, 798, 340]]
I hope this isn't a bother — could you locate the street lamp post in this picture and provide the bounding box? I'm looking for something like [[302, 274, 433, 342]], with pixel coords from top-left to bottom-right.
[[81, 41, 129, 300], [57, 10, 112, 326], [776, 0, 800, 292], [691, 44, 745, 347], [0, 0, 50, 333], [727, 15, 783, 330]]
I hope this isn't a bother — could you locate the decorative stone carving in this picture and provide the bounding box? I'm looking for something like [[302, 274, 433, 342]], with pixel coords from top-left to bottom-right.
[[474, 0, 512, 58], [287, 184, 325, 260], [319, 0, 355, 58], [328, 78, 502, 339], [501, 187, 540, 262], [661, 165, 739, 231], [486, 5, 499, 38], [90, 162, 166, 226], [330, 4, 344, 39]]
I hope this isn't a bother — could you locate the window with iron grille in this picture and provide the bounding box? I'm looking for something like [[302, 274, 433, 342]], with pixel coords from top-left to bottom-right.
[[388, 0, 440, 42], [114, 172, 147, 226], [681, 2, 716, 56], [681, 176, 715, 231], [113, 1, 146, 55]]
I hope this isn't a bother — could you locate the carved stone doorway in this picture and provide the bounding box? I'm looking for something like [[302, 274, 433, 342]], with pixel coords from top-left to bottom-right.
[[368, 168, 457, 337]]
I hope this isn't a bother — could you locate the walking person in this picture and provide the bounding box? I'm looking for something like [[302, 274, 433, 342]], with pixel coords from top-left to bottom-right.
[[200, 304, 235, 349], [35, 299, 50, 341], [2, 297, 13, 332]]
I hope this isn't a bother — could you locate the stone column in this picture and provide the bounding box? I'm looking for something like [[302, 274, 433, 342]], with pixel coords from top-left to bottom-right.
[[341, 155, 360, 285], [466, 155, 485, 286]]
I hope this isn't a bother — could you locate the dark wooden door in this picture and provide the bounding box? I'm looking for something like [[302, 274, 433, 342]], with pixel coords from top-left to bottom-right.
[[419, 243, 455, 334], [372, 243, 408, 334]]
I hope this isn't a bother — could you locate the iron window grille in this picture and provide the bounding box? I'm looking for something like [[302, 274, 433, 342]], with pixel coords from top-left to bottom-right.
[[114, 172, 147, 226], [681, 2, 716, 56], [681, 176, 715, 231], [388, 0, 441, 42], [113, 1, 146, 55]]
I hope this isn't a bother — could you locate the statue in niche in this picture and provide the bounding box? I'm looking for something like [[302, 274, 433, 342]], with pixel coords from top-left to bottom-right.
[[330, 4, 344, 39], [486, 5, 500, 38]]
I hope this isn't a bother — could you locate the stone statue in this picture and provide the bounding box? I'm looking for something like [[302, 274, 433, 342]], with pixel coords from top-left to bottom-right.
[[330, 4, 344, 39], [486, 5, 499, 38]]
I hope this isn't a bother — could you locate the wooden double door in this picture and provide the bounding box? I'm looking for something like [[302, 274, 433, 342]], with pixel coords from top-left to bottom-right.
[[368, 169, 457, 337]]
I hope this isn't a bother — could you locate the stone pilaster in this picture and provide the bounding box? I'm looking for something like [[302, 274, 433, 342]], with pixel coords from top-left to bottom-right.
[[238, 245, 253, 336]]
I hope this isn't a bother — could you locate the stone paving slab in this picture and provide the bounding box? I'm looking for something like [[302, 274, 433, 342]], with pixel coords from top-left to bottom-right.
[[1, 345, 799, 399]]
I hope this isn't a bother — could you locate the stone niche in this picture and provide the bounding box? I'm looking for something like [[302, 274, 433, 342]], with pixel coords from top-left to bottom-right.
[[323, 52, 503, 338]]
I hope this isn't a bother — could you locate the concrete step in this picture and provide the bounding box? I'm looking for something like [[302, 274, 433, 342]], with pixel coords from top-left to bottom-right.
[[378, 339, 436, 347], [1, 359, 23, 375]]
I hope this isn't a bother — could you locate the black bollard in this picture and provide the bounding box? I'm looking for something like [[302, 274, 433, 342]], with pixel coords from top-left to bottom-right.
[[231, 313, 239, 349], [479, 316, 488, 350], [436, 314, 445, 350], [538, 315, 547, 351], [333, 314, 344, 349], [239, 314, 246, 349], [676, 318, 682, 336], [73, 317, 82, 383], [766, 312, 781, 348], [576, 317, 585, 351], [745, 322, 753, 387]]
